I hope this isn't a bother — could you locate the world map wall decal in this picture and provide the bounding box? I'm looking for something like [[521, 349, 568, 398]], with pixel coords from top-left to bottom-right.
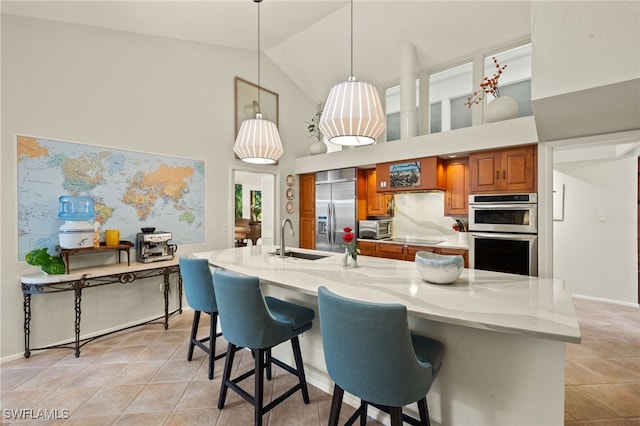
[[16, 135, 205, 260]]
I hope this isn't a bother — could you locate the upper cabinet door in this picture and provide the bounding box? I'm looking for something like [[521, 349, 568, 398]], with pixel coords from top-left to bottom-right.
[[502, 146, 536, 192], [365, 169, 391, 217], [469, 145, 536, 194], [445, 158, 469, 216], [469, 151, 502, 193]]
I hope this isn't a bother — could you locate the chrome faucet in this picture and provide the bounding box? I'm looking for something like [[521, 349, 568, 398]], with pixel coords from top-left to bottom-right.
[[280, 218, 294, 258]]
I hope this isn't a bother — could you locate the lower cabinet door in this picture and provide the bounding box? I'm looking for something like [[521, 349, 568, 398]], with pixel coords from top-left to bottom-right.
[[405, 245, 436, 261], [358, 241, 377, 257], [376, 243, 406, 260]]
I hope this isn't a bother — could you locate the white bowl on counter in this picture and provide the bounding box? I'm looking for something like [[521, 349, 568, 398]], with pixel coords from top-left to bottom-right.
[[415, 250, 464, 284]]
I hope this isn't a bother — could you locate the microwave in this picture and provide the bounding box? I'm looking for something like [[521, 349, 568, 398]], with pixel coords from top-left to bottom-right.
[[359, 219, 392, 240], [468, 193, 537, 234]]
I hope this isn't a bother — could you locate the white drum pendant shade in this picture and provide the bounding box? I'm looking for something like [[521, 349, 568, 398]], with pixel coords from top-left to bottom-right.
[[319, 77, 386, 146], [233, 114, 284, 164]]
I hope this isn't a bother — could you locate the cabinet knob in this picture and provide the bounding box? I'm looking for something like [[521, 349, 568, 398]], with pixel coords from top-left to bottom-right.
[[496, 170, 499, 180]]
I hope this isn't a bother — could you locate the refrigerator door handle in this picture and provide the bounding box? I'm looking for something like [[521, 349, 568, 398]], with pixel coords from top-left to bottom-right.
[[331, 202, 337, 247], [326, 202, 332, 246]]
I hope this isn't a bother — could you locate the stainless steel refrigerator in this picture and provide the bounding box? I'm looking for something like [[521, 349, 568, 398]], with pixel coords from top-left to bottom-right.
[[315, 168, 357, 253]]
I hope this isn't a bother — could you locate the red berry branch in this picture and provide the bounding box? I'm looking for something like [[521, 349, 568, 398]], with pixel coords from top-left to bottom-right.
[[465, 57, 507, 108]]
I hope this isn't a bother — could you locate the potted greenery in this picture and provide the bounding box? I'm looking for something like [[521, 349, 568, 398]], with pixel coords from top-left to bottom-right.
[[307, 103, 327, 155], [25, 247, 66, 274]]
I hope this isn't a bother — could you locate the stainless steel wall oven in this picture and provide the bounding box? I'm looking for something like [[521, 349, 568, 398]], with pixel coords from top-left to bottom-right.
[[468, 193, 538, 276]]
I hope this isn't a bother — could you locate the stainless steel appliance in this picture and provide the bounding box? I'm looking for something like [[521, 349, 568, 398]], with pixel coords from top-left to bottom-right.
[[468, 193, 538, 276], [136, 231, 177, 263], [315, 168, 357, 253], [358, 219, 392, 240]]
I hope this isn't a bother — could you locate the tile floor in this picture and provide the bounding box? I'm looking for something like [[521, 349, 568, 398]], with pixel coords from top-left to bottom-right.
[[0, 297, 638, 425], [564, 298, 640, 426]]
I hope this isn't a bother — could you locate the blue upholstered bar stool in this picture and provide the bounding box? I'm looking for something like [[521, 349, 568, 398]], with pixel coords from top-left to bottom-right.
[[317, 286, 444, 426], [212, 269, 315, 426], [179, 257, 226, 380]]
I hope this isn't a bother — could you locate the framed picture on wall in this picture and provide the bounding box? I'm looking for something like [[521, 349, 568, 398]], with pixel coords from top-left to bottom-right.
[[234, 76, 279, 137]]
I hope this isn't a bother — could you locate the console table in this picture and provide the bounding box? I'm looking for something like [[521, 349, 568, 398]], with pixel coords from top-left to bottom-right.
[[21, 259, 182, 358]]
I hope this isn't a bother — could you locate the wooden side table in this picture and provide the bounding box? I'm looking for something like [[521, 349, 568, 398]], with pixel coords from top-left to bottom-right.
[[56, 241, 133, 273]]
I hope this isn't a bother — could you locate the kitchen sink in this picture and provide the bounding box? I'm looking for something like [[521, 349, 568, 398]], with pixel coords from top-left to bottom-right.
[[269, 250, 330, 260]]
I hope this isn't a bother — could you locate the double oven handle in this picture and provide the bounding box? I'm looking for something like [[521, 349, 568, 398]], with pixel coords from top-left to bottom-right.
[[469, 232, 537, 241], [469, 204, 533, 210]]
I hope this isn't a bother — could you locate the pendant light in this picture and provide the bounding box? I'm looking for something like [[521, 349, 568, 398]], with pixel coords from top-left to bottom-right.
[[233, 0, 284, 164], [318, 0, 386, 146]]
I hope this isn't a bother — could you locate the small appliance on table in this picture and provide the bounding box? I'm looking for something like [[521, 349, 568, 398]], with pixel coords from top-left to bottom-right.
[[136, 228, 177, 263]]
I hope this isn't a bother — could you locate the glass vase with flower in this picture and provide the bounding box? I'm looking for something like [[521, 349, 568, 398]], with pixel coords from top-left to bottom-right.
[[341, 227, 360, 267]]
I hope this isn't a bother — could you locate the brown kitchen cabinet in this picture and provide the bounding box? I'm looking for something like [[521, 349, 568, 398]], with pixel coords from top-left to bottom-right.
[[370, 241, 468, 267], [469, 145, 536, 194], [358, 240, 377, 257], [299, 173, 315, 249], [437, 247, 469, 268], [365, 169, 393, 217], [375, 242, 406, 260], [445, 158, 469, 216], [405, 245, 437, 261], [376, 156, 446, 193]]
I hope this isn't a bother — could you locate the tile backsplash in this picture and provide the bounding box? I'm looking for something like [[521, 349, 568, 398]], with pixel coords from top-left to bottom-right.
[[392, 192, 458, 239]]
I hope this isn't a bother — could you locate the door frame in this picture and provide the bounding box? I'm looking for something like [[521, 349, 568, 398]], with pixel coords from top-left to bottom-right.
[[229, 166, 280, 248]]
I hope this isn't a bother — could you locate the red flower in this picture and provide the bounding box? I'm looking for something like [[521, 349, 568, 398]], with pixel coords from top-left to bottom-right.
[[341, 227, 360, 260]]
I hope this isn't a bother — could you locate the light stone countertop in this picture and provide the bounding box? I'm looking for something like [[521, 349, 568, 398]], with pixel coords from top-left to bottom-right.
[[196, 245, 581, 344], [364, 235, 469, 250], [20, 258, 179, 284]]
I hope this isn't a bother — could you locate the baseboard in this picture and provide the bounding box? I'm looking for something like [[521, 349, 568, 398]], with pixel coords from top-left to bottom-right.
[[573, 294, 640, 309]]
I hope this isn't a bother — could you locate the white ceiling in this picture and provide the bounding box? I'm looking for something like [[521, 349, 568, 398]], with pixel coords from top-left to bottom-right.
[[1, 0, 532, 102]]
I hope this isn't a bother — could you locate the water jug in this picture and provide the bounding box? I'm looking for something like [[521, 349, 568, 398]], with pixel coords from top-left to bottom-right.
[[58, 195, 94, 221]]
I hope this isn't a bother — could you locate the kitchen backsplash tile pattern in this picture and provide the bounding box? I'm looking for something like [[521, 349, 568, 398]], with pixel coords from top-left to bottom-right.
[[393, 192, 459, 240]]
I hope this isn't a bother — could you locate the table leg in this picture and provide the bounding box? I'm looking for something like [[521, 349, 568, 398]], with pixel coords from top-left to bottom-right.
[[23, 293, 31, 358], [163, 269, 170, 330], [178, 272, 183, 314], [74, 286, 82, 357]]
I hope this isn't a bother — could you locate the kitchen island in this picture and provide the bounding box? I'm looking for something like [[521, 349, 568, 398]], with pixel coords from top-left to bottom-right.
[[195, 245, 580, 426]]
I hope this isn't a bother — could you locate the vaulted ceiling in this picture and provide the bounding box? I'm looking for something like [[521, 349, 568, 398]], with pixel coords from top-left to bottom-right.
[[1, 1, 532, 102]]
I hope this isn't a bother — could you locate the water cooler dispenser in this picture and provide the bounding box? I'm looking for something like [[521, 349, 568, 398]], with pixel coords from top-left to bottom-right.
[[58, 196, 96, 248]]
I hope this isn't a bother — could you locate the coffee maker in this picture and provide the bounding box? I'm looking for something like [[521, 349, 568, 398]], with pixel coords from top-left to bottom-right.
[[136, 230, 177, 263]]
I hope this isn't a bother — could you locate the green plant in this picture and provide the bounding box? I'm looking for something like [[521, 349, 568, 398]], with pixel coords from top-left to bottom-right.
[[25, 247, 66, 274], [306, 103, 324, 142]]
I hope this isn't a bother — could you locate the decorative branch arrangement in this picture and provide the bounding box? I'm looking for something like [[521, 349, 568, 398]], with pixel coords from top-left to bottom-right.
[[465, 57, 507, 107]]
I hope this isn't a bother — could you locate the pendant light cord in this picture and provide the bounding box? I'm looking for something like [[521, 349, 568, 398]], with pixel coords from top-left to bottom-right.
[[255, 0, 262, 113], [350, 0, 354, 78]]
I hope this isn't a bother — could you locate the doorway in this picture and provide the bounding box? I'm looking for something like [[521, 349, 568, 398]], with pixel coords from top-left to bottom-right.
[[231, 168, 278, 247], [551, 132, 640, 304]]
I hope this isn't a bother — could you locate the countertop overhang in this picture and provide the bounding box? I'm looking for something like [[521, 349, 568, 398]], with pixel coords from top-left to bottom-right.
[[196, 246, 581, 344]]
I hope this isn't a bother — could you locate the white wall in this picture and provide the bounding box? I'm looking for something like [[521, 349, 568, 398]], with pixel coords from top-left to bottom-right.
[[0, 14, 315, 359], [531, 1, 640, 100], [553, 155, 638, 304]]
